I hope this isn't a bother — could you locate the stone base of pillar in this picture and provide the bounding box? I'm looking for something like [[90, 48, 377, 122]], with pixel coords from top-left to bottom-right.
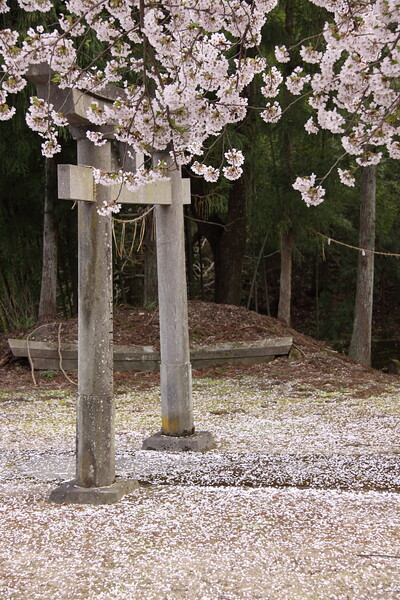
[[142, 431, 215, 452], [48, 478, 138, 505]]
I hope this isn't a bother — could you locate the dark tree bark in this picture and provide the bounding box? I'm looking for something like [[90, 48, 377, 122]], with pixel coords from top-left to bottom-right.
[[190, 76, 256, 307], [0, 263, 11, 331], [349, 164, 376, 366], [214, 177, 247, 305], [192, 174, 247, 306], [143, 212, 158, 306], [277, 229, 293, 324], [276, 0, 295, 325], [38, 158, 58, 322], [65, 222, 79, 316]]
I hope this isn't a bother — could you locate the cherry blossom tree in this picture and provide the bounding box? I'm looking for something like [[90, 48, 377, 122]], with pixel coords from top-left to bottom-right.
[[263, 0, 399, 364], [1, 0, 399, 358], [1, 0, 398, 208], [0, 0, 279, 216], [269, 0, 400, 204]]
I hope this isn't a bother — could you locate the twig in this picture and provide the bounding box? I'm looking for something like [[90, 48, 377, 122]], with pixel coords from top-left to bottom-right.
[[0, 350, 12, 368], [356, 553, 400, 559], [57, 323, 78, 387], [185, 214, 227, 230], [26, 323, 57, 386], [292, 342, 307, 358], [145, 309, 158, 328]]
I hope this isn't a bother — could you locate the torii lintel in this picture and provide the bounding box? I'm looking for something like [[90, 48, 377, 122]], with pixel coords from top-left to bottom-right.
[[58, 164, 191, 205]]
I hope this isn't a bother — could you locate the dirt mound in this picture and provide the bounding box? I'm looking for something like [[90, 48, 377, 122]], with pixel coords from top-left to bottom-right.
[[0, 301, 396, 393]]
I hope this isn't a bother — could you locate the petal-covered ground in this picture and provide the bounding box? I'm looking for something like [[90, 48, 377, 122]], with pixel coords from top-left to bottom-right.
[[1, 483, 400, 600], [1, 303, 400, 598], [1, 369, 400, 599]]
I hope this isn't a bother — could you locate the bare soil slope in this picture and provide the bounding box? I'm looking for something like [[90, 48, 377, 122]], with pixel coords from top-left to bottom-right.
[[0, 301, 397, 393]]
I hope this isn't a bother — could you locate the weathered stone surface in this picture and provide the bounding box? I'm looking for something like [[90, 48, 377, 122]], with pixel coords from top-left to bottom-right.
[[58, 164, 191, 205], [27, 64, 127, 125], [141, 431, 215, 452], [8, 337, 293, 372], [155, 152, 194, 437], [76, 139, 115, 489], [48, 478, 138, 505]]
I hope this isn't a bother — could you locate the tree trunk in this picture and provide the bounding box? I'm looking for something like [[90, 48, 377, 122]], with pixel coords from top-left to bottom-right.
[[66, 218, 79, 316], [143, 212, 158, 306], [277, 229, 293, 324], [349, 165, 376, 366], [276, 0, 295, 325], [38, 158, 58, 322], [0, 263, 12, 331], [214, 176, 247, 305], [191, 175, 247, 307]]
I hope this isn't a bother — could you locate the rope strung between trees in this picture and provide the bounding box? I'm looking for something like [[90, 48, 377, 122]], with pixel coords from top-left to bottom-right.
[[314, 230, 400, 258]]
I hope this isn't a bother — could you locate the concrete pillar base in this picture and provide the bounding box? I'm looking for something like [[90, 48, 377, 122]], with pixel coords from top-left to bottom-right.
[[142, 431, 215, 452], [48, 478, 138, 505]]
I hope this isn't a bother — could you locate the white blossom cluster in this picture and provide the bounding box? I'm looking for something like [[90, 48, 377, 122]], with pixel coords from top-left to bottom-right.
[[289, 0, 400, 202], [0, 0, 278, 188], [1, 0, 400, 207], [293, 173, 326, 206], [191, 148, 245, 182], [315, 0, 400, 154], [92, 164, 170, 214]]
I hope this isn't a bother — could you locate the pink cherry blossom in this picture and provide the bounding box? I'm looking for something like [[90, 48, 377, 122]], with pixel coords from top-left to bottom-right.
[[338, 168, 356, 187], [1, 0, 400, 210], [261, 102, 282, 124], [0, 0, 278, 190], [275, 45, 290, 63], [304, 118, 319, 135]]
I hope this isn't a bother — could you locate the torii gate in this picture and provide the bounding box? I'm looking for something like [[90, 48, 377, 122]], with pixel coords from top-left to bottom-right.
[[28, 65, 214, 505]]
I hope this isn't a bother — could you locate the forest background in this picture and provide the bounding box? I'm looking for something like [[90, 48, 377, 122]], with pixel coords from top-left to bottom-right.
[[1, 0, 400, 369]]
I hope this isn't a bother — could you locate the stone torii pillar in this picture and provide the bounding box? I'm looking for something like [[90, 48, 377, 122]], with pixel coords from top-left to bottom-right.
[[27, 66, 135, 503], [141, 152, 214, 452], [51, 129, 137, 504], [57, 156, 214, 454], [52, 142, 196, 503], [27, 65, 214, 506]]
